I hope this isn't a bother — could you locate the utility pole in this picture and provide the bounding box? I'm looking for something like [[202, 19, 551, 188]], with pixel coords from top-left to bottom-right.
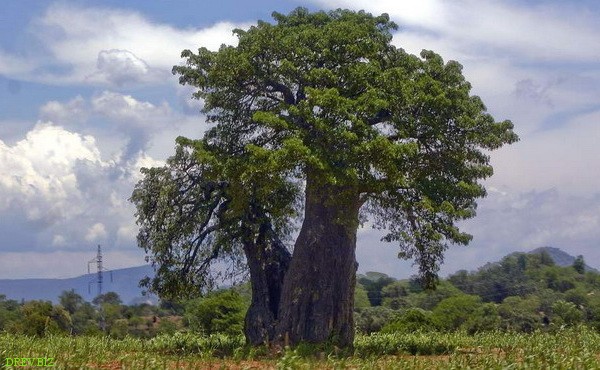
[[87, 244, 113, 332], [88, 244, 105, 298]]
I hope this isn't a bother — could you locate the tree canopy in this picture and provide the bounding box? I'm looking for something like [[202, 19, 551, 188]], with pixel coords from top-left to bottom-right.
[[131, 7, 518, 347]]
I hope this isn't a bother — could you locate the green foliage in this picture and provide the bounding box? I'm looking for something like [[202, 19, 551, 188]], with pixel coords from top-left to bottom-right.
[[498, 296, 542, 333], [353, 306, 395, 334], [442, 251, 600, 333], [448, 252, 581, 302], [109, 319, 129, 339], [552, 300, 583, 326], [381, 308, 435, 333], [56, 290, 99, 335], [463, 302, 501, 334], [157, 318, 178, 335], [130, 141, 257, 300], [539, 250, 556, 266], [70, 302, 98, 335], [102, 302, 124, 333], [92, 292, 122, 306], [354, 283, 371, 309], [184, 290, 247, 336], [59, 290, 84, 315], [3, 250, 599, 341], [19, 301, 71, 336], [357, 272, 396, 306], [380, 281, 409, 309], [402, 280, 463, 310], [573, 255, 586, 274], [130, 6, 521, 299], [431, 294, 482, 331], [0, 294, 21, 332]]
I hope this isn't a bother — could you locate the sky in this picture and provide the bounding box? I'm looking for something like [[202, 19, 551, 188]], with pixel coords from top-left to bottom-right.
[[0, 0, 599, 279]]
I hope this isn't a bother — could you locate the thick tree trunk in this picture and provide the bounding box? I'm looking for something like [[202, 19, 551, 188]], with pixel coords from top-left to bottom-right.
[[243, 222, 291, 345], [276, 173, 361, 347]]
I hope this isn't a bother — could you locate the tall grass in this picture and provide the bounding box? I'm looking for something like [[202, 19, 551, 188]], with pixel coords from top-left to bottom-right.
[[1, 326, 599, 369]]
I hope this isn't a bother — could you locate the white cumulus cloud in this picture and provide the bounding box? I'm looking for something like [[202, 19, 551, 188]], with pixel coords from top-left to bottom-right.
[[312, 0, 600, 62], [39, 96, 88, 124], [95, 49, 151, 86], [91, 91, 171, 124], [0, 122, 102, 221], [1, 3, 248, 86], [85, 223, 108, 242], [0, 121, 162, 258]]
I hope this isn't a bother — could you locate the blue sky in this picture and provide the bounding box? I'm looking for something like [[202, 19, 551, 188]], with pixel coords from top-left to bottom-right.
[[1, 0, 599, 279]]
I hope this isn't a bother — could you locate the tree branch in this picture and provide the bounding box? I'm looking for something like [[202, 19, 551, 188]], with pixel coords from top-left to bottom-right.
[[182, 190, 228, 276], [366, 109, 392, 125], [266, 80, 296, 105]]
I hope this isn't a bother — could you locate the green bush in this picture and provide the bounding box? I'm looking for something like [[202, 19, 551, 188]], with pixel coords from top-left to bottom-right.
[[381, 308, 435, 333], [552, 300, 583, 326], [431, 294, 482, 331], [498, 296, 542, 333], [464, 303, 501, 334], [354, 306, 395, 334], [184, 290, 247, 336]]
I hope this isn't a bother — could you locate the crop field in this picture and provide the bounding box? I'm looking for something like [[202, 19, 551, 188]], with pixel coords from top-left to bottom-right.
[[1, 327, 600, 369]]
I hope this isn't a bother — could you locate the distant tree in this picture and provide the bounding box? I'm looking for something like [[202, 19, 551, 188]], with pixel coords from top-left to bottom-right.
[[59, 289, 84, 315], [464, 303, 501, 334], [587, 295, 600, 330], [535, 288, 564, 315], [0, 295, 21, 332], [431, 294, 481, 331], [354, 283, 372, 309], [353, 306, 395, 334], [158, 300, 185, 316], [93, 292, 122, 306], [381, 281, 409, 309], [498, 296, 541, 333], [20, 301, 71, 336], [447, 270, 473, 293], [404, 280, 463, 310], [573, 255, 586, 274], [123, 303, 157, 319], [448, 254, 537, 303], [551, 300, 583, 326], [544, 266, 577, 292], [358, 272, 396, 306], [517, 254, 528, 271], [71, 302, 98, 335], [564, 288, 589, 308], [87, 292, 125, 333], [539, 250, 555, 266], [102, 302, 125, 333]]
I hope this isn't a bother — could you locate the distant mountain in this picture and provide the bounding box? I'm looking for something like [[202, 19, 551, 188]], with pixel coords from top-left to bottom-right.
[[528, 246, 598, 273], [0, 265, 158, 305]]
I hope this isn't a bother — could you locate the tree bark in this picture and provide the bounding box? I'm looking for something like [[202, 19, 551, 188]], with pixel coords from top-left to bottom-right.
[[243, 222, 291, 345], [276, 172, 361, 347]]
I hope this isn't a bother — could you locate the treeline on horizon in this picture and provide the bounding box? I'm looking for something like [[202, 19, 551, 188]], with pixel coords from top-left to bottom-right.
[[1, 250, 599, 338]]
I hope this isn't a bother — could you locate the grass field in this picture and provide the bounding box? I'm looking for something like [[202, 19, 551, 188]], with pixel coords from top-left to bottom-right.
[[1, 327, 599, 369]]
